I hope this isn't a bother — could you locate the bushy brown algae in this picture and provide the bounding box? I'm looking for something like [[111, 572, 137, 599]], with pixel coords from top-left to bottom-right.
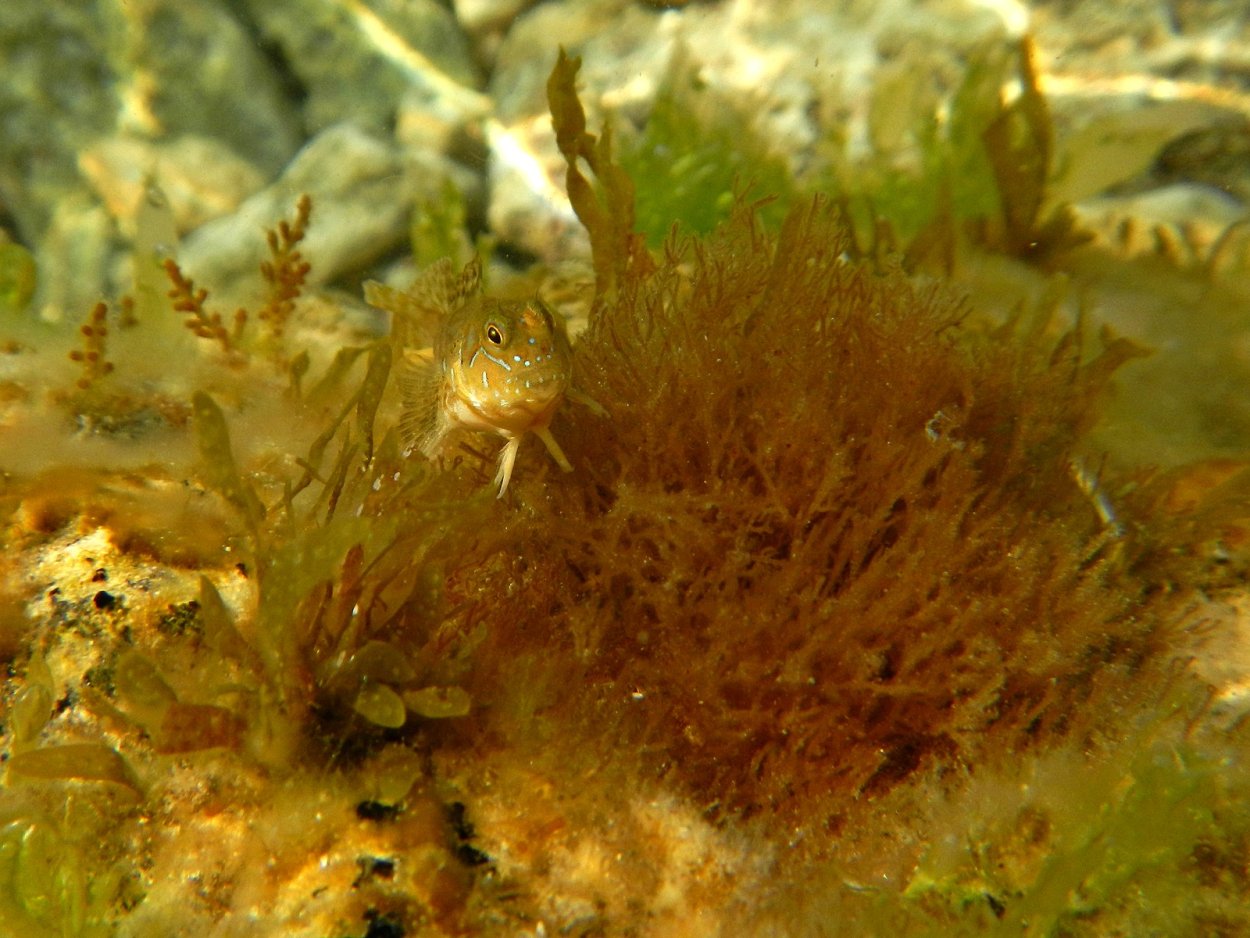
[[0, 47, 1247, 938], [433, 192, 1159, 826]]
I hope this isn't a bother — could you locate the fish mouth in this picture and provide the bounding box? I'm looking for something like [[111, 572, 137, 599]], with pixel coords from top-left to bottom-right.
[[452, 380, 567, 435]]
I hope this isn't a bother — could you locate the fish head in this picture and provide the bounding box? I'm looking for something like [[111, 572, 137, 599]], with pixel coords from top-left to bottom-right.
[[444, 297, 573, 435]]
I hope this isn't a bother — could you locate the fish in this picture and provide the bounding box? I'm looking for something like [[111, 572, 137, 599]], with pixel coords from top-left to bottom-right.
[[366, 256, 602, 498]]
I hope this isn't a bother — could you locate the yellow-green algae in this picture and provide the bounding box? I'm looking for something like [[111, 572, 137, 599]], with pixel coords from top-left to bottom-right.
[[614, 38, 1088, 267], [0, 46, 1247, 938], [0, 235, 37, 316]]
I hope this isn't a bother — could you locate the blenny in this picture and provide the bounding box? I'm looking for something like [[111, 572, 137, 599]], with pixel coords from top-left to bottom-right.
[[367, 256, 601, 497]]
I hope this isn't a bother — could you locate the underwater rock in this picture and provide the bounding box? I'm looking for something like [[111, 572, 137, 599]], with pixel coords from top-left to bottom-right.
[[0, 0, 300, 233], [1156, 121, 1250, 205], [2, 9, 1249, 936], [0, 0, 302, 320], [1032, 0, 1250, 87], [0, 4, 120, 241], [176, 124, 417, 307], [1079, 182, 1248, 236], [452, 0, 536, 67], [1042, 86, 1247, 210], [78, 135, 267, 241], [1031, 0, 1250, 204], [111, 0, 303, 175], [237, 0, 483, 134]]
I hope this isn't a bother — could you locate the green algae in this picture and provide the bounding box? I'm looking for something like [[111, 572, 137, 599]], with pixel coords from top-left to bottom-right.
[[355, 342, 392, 466], [609, 37, 1090, 268], [197, 574, 251, 664], [825, 38, 1091, 263], [192, 390, 264, 529], [0, 807, 135, 938], [0, 819, 88, 938], [410, 177, 475, 272], [0, 237, 36, 315], [113, 651, 177, 719], [129, 180, 178, 325], [618, 53, 795, 246], [403, 685, 470, 719], [895, 726, 1250, 936], [7, 685, 53, 748], [7, 745, 140, 795]]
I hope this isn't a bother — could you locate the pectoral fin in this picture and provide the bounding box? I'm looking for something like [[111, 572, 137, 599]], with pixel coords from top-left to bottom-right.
[[567, 386, 607, 417], [397, 356, 446, 457], [534, 427, 573, 473], [494, 436, 522, 498]]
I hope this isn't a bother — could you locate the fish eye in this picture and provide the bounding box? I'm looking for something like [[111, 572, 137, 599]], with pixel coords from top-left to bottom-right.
[[485, 323, 505, 346]]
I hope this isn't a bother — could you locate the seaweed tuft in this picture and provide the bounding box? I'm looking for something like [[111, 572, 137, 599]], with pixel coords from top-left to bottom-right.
[[438, 192, 1171, 840]]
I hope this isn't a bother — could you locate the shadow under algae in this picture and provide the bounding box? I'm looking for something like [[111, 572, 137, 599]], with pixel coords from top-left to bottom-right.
[[0, 47, 1247, 938]]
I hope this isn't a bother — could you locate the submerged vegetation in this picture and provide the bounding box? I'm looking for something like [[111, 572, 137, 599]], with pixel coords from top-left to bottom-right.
[[617, 38, 1089, 270], [0, 41, 1247, 938], [617, 50, 796, 247]]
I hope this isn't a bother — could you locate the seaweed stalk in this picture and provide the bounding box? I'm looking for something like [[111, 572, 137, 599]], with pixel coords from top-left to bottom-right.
[[546, 48, 652, 314]]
